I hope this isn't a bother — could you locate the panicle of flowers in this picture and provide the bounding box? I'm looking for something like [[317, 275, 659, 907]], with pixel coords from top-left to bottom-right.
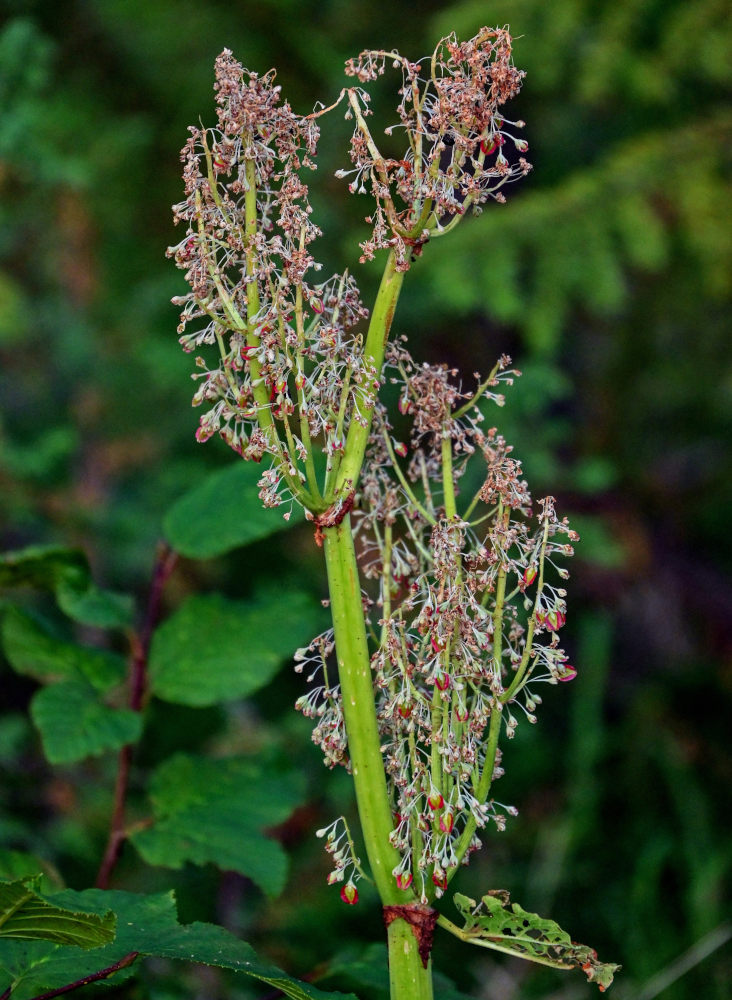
[[352, 348, 579, 899], [168, 50, 372, 512], [338, 27, 531, 270], [293, 629, 349, 769], [315, 816, 366, 904]]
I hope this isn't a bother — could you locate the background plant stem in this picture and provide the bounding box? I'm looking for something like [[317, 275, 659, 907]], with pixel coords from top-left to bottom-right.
[[95, 544, 177, 889]]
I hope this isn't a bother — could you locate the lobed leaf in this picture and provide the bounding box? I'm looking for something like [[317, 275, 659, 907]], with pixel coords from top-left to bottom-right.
[[163, 461, 304, 559], [148, 588, 319, 706], [30, 681, 142, 764], [0, 545, 133, 629], [450, 891, 620, 990], [0, 877, 115, 949], [130, 754, 306, 896], [0, 889, 355, 1000]]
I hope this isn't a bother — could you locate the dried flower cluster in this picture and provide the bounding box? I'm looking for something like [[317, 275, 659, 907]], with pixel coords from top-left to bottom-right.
[[339, 27, 531, 269], [298, 352, 578, 901]]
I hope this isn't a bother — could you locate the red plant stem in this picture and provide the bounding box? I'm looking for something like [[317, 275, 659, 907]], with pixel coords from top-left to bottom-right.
[[9, 952, 139, 1000], [95, 544, 178, 888]]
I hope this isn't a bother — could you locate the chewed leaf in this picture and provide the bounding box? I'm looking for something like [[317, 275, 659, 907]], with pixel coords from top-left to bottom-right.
[[0, 877, 115, 948], [449, 891, 620, 990]]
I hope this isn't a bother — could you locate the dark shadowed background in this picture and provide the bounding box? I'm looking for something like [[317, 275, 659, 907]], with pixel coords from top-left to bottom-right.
[[1, 1, 730, 998]]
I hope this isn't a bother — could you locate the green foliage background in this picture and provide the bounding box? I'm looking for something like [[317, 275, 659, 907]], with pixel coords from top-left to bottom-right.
[[1, 1, 730, 998]]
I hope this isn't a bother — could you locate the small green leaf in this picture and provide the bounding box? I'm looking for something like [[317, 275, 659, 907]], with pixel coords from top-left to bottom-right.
[[0, 877, 115, 948], [163, 461, 303, 558], [448, 891, 620, 990], [30, 681, 142, 764], [0, 545, 133, 628], [0, 889, 354, 1000], [149, 588, 318, 706], [130, 754, 305, 897], [2, 607, 126, 691]]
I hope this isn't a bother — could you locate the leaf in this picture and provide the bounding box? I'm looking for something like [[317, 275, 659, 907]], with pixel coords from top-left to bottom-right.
[[2, 607, 127, 691], [0, 889, 355, 1000], [30, 681, 142, 764], [449, 891, 620, 990], [0, 545, 133, 628], [163, 461, 304, 558], [149, 588, 319, 706], [0, 877, 115, 948], [130, 754, 305, 897], [55, 579, 134, 631]]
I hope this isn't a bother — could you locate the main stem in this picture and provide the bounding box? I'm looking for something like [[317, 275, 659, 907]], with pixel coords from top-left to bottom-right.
[[321, 250, 433, 1000], [323, 518, 433, 1000]]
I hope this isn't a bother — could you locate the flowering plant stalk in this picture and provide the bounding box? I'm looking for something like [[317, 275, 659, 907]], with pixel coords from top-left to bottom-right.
[[170, 27, 618, 999]]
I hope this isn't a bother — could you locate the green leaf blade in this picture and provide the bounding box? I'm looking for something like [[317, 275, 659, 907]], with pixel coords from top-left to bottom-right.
[[0, 889, 354, 1000], [2, 607, 126, 690], [0, 878, 115, 949], [130, 754, 305, 896], [163, 461, 304, 559], [30, 681, 142, 764], [148, 589, 319, 706], [0, 545, 133, 628]]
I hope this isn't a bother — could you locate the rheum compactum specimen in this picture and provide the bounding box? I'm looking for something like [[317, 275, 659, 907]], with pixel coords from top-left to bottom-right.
[[169, 27, 619, 1000]]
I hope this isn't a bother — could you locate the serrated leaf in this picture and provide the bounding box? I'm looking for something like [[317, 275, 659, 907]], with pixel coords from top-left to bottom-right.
[[0, 877, 115, 948], [2, 607, 126, 691], [30, 681, 142, 764], [0, 889, 355, 1000], [163, 461, 304, 558], [149, 588, 318, 706], [0, 545, 133, 628], [450, 891, 620, 990], [130, 754, 305, 897]]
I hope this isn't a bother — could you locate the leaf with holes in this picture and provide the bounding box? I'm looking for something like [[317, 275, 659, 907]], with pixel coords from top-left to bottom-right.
[[449, 891, 620, 990]]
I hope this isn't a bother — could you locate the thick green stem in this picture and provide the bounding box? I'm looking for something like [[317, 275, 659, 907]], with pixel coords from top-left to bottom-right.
[[323, 251, 436, 999], [323, 516, 435, 1000], [322, 516, 403, 902], [387, 920, 434, 1000]]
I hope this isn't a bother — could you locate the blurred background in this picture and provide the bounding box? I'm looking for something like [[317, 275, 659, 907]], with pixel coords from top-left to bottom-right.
[[1, 1, 730, 998]]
